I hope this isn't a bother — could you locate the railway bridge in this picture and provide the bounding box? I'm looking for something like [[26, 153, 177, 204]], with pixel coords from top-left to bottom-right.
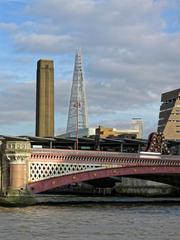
[[0, 139, 180, 205]]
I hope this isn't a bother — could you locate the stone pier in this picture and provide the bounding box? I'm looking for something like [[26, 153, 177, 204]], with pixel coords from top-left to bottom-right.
[[0, 140, 36, 206]]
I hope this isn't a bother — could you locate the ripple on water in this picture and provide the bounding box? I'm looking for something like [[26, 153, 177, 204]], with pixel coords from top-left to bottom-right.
[[0, 204, 180, 240]]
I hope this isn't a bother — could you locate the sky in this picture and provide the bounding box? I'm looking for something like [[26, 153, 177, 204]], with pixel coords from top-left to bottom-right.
[[0, 0, 180, 137]]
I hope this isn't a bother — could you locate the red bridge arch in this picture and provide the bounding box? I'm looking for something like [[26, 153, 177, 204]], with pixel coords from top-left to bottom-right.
[[28, 165, 180, 194]]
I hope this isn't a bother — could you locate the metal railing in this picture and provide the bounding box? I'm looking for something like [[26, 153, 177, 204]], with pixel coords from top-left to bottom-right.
[[31, 148, 180, 166]]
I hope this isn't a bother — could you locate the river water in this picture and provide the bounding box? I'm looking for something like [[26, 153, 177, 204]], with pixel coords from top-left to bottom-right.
[[1, 197, 180, 240]]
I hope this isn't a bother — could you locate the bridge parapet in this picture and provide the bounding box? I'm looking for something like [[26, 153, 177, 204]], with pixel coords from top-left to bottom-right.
[[31, 149, 180, 165], [31, 149, 141, 164]]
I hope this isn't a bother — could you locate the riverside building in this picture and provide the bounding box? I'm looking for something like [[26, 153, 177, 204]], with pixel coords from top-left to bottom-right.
[[157, 88, 180, 140]]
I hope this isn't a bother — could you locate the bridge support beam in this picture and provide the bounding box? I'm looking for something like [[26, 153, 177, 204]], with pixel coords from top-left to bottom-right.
[[0, 140, 36, 206]]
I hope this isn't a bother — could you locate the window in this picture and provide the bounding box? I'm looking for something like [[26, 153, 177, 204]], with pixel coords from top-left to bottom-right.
[[158, 124, 165, 127], [160, 107, 173, 112]]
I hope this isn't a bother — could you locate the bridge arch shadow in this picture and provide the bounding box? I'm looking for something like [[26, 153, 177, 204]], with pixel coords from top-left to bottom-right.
[[28, 166, 180, 194]]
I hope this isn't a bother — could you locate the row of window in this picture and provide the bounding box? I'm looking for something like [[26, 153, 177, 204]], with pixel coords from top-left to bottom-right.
[[171, 113, 180, 115], [160, 107, 173, 112], [164, 96, 180, 104], [164, 98, 176, 104], [168, 120, 180, 122]]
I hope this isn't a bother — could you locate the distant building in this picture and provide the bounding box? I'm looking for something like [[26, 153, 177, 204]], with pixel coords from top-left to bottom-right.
[[59, 119, 143, 139], [97, 119, 143, 139], [66, 50, 88, 134], [36, 59, 54, 137], [131, 118, 143, 138], [157, 88, 180, 140], [96, 127, 137, 139], [59, 128, 96, 138]]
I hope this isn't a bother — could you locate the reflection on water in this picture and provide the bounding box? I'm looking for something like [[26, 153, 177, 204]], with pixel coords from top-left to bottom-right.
[[1, 200, 180, 240]]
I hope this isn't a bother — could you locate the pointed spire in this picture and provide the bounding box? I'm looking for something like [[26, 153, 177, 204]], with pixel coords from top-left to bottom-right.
[[66, 50, 88, 134]]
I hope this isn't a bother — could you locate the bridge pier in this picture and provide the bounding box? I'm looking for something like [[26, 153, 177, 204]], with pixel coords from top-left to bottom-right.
[[0, 140, 36, 206]]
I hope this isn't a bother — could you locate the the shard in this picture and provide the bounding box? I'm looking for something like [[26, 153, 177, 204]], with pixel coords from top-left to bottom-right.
[[66, 50, 88, 134]]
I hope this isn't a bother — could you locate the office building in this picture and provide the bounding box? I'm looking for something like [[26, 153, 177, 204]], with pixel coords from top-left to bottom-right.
[[157, 88, 180, 140], [66, 50, 88, 134], [131, 118, 143, 138], [96, 119, 143, 139]]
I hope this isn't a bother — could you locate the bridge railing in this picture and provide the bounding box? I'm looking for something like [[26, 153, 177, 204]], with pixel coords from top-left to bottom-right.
[[161, 155, 180, 161], [31, 148, 180, 159], [31, 148, 180, 166], [31, 148, 140, 159]]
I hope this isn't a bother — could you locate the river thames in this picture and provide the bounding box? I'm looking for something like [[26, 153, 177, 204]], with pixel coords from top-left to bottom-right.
[[1, 198, 180, 240]]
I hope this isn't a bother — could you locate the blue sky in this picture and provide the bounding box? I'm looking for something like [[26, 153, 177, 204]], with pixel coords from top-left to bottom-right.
[[0, 0, 180, 137]]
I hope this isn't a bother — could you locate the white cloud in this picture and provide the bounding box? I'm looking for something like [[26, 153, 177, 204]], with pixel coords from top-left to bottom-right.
[[26, 0, 95, 18], [1, 0, 180, 136], [0, 22, 17, 31], [14, 33, 75, 53]]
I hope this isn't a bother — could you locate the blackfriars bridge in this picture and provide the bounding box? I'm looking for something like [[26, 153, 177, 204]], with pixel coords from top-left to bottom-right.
[[0, 139, 180, 205]]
